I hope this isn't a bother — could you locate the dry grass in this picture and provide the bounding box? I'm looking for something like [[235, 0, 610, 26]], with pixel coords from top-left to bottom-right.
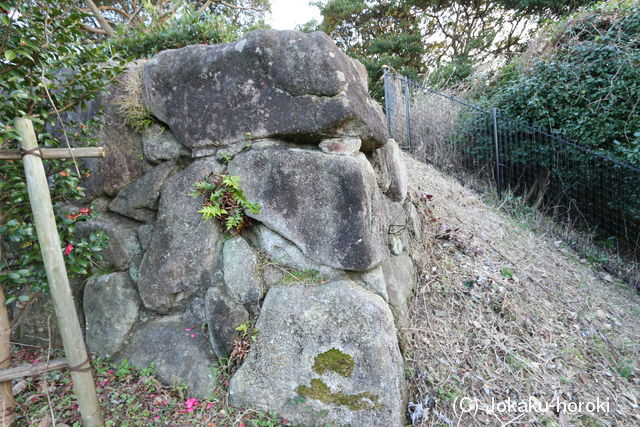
[[402, 152, 640, 426], [114, 60, 154, 132]]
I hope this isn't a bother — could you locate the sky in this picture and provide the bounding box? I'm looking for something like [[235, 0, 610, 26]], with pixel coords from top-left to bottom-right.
[[267, 0, 322, 30]]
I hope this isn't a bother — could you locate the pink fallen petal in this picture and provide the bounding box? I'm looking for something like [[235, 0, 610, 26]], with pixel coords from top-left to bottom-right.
[[184, 397, 199, 410]]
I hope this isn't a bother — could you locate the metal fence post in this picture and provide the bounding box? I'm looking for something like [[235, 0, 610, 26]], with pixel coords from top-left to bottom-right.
[[403, 75, 412, 150], [492, 107, 502, 199], [383, 69, 392, 137]]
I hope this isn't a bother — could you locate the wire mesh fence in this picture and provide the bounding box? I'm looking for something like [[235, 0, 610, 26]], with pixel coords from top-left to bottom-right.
[[384, 70, 640, 259]]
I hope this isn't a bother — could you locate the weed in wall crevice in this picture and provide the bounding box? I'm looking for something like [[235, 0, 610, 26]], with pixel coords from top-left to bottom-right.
[[114, 61, 154, 132], [190, 174, 261, 234]]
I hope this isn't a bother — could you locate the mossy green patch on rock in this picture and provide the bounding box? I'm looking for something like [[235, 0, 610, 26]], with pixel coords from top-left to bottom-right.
[[296, 379, 381, 411], [280, 269, 322, 284], [312, 348, 354, 377]]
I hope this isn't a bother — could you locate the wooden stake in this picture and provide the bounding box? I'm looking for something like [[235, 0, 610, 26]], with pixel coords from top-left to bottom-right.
[[0, 285, 16, 426], [15, 118, 104, 426], [0, 147, 105, 160], [0, 358, 68, 383]]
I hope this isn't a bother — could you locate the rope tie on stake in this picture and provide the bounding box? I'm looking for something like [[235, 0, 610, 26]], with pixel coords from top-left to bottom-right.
[[67, 357, 91, 373], [19, 147, 43, 158]]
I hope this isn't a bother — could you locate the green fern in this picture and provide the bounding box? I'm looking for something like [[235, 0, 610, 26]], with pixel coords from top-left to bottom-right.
[[191, 174, 261, 233], [198, 205, 228, 221]]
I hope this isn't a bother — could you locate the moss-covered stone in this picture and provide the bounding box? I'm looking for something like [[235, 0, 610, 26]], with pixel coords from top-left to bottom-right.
[[296, 379, 381, 411], [312, 348, 354, 377]]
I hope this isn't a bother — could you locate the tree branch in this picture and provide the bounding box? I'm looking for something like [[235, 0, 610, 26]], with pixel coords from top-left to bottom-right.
[[212, 0, 265, 13], [84, 0, 114, 37], [80, 24, 109, 35]]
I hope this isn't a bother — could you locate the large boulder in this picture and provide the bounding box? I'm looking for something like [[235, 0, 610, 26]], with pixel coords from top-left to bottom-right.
[[246, 225, 342, 280], [229, 280, 405, 426], [119, 316, 214, 398], [137, 157, 224, 313], [228, 144, 384, 271], [141, 30, 387, 153], [84, 272, 141, 357]]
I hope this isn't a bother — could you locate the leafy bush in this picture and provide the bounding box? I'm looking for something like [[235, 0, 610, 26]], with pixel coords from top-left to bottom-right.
[[0, 1, 124, 302], [486, 0, 640, 165], [430, 1, 640, 249], [191, 175, 261, 233], [110, 6, 250, 60]]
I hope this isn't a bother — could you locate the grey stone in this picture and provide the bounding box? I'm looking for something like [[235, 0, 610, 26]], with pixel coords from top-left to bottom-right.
[[385, 199, 412, 253], [372, 139, 408, 202], [108, 161, 180, 223], [382, 253, 417, 325], [389, 235, 404, 255], [229, 280, 405, 426], [72, 65, 153, 199], [205, 287, 249, 359], [142, 30, 387, 152], [90, 197, 110, 212], [247, 225, 342, 281], [184, 296, 207, 325], [222, 236, 262, 304], [262, 264, 286, 287], [319, 137, 361, 155], [228, 146, 384, 271], [14, 279, 84, 347], [137, 157, 224, 313], [214, 142, 248, 163], [404, 200, 422, 241], [120, 315, 214, 398], [136, 223, 154, 251], [84, 272, 140, 357], [349, 265, 388, 302], [75, 212, 141, 271], [142, 123, 190, 163]]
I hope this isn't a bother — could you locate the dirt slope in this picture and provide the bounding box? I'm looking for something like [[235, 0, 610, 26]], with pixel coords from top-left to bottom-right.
[[402, 153, 640, 426]]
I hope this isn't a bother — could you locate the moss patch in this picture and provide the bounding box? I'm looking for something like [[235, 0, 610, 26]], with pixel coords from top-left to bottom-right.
[[312, 348, 354, 377], [296, 379, 381, 411], [280, 269, 322, 284]]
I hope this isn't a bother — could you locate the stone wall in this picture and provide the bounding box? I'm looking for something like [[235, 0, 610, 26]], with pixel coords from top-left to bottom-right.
[[19, 29, 420, 426]]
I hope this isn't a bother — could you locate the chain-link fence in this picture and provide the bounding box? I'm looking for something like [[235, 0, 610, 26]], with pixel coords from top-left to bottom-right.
[[384, 70, 640, 258]]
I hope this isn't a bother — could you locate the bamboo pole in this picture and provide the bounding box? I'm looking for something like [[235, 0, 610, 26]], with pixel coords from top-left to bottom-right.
[[0, 147, 105, 161], [0, 285, 15, 426], [15, 118, 104, 426], [0, 358, 68, 383], [0, 195, 12, 425]]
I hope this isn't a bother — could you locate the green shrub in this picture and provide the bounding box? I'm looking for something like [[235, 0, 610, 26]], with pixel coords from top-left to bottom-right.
[[486, 0, 640, 165], [0, 1, 124, 302], [110, 6, 250, 60]]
